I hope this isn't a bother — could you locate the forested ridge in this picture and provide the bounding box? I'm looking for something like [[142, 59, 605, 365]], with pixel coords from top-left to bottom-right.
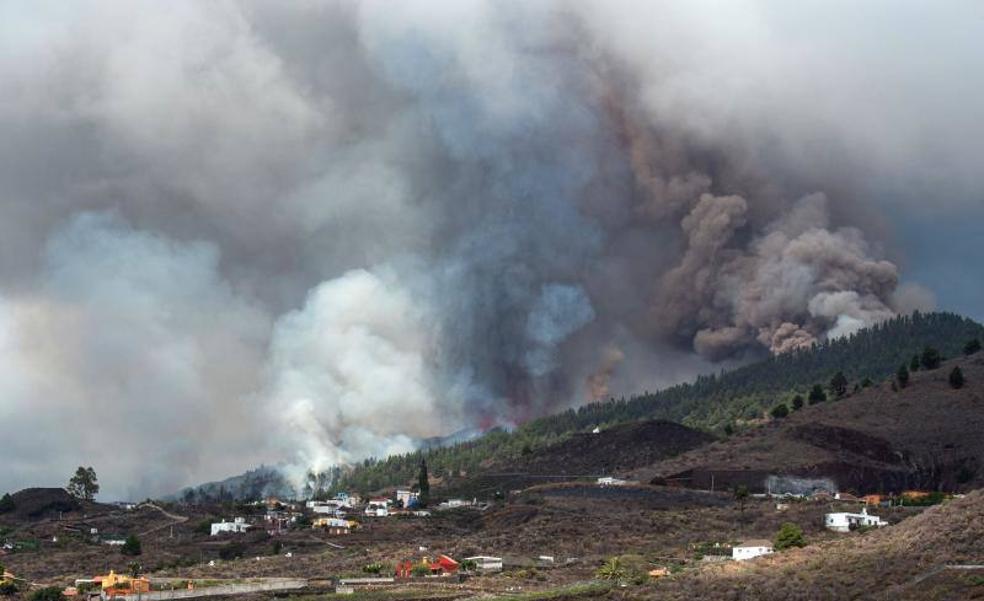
[[326, 312, 983, 496]]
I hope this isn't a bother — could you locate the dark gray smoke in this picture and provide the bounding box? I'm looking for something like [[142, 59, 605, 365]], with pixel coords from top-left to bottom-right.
[[1, 0, 979, 498]]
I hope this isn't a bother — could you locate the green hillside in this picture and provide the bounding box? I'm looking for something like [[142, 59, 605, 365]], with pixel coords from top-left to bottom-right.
[[330, 311, 983, 496]]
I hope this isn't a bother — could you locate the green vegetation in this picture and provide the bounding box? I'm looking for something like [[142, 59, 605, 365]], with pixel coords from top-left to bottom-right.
[[902, 491, 947, 506], [897, 363, 910, 388], [218, 543, 245, 560], [734, 485, 749, 513], [808, 384, 827, 405], [121, 534, 142, 556], [965, 338, 982, 356], [791, 395, 803, 411], [0, 581, 17, 597], [0, 494, 13, 513], [921, 345, 942, 370], [28, 587, 64, 601], [327, 312, 983, 495], [829, 371, 848, 398], [67, 466, 99, 501], [950, 366, 965, 389], [770, 404, 789, 419], [773, 523, 806, 550], [593, 555, 647, 585], [417, 459, 430, 507], [362, 563, 384, 575]]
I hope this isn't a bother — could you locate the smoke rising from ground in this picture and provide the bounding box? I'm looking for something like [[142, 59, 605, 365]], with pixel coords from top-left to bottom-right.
[[0, 0, 979, 498]]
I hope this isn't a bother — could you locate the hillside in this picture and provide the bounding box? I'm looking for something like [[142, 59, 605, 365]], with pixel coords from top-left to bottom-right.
[[175, 465, 297, 504], [643, 488, 984, 601], [327, 312, 983, 497], [637, 354, 984, 495], [441, 420, 714, 498]]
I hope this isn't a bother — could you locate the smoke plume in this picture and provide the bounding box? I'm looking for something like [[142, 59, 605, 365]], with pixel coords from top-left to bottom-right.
[[0, 0, 979, 498]]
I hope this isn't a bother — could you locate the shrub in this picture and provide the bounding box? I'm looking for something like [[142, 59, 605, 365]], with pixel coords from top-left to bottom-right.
[[218, 543, 245, 561], [770, 404, 789, 419], [29, 587, 65, 601], [829, 371, 848, 398], [896, 364, 910, 388], [363, 563, 383, 575], [808, 384, 827, 405], [121, 535, 142, 556], [964, 338, 982, 356], [774, 523, 806, 550], [0, 494, 14, 513], [595, 557, 626, 582], [0, 581, 17, 596], [910, 354, 920, 372], [921, 346, 942, 370], [791, 395, 804, 410], [459, 559, 477, 572], [193, 520, 212, 535], [411, 565, 430, 577], [950, 366, 965, 389]]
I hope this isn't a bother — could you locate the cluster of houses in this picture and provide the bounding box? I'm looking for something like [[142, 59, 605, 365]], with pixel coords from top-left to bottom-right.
[[208, 490, 444, 538], [719, 506, 892, 563]]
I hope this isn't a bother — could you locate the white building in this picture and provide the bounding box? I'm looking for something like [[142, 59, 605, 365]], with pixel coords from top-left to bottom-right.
[[365, 500, 389, 517], [465, 556, 503, 572], [438, 498, 468, 509], [309, 500, 346, 515], [597, 477, 628, 487], [396, 489, 419, 507], [824, 508, 887, 533], [211, 517, 251, 536], [732, 540, 774, 561]]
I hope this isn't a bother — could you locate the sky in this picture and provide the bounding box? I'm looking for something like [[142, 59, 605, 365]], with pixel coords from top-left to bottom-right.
[[0, 0, 981, 499]]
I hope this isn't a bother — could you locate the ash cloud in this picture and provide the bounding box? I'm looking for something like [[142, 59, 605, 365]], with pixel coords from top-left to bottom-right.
[[0, 0, 979, 497]]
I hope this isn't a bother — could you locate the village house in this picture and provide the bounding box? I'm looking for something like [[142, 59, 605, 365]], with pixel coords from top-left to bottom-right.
[[438, 498, 470, 509], [309, 500, 346, 515], [365, 499, 390, 517], [313, 517, 353, 535], [396, 489, 419, 508], [824, 507, 887, 532], [732, 540, 774, 561], [597, 477, 628, 487], [210, 517, 251, 536], [464, 556, 503, 572]]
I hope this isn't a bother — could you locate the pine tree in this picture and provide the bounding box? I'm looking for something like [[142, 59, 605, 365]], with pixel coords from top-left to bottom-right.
[[921, 346, 942, 370], [808, 384, 827, 405], [965, 338, 982, 356], [774, 523, 806, 550], [910, 355, 920, 372], [829, 371, 848, 398], [897, 364, 910, 388], [417, 459, 430, 508], [949, 366, 965, 389], [770, 404, 789, 419], [121, 535, 142, 556]]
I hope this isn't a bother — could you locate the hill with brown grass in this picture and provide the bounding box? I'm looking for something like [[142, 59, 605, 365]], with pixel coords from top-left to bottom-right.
[[637, 355, 984, 495], [642, 488, 984, 601]]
